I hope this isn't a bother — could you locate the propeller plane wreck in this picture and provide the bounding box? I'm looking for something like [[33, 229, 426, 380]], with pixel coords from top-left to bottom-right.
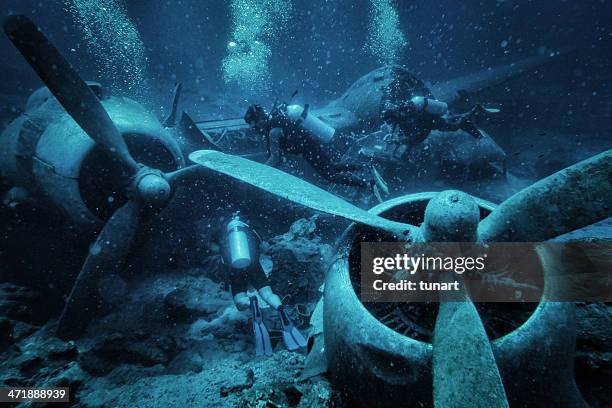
[[1, 12, 609, 408], [0, 15, 214, 338]]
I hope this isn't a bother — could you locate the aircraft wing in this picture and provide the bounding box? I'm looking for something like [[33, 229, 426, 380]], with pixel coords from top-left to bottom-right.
[[431, 53, 563, 103], [196, 117, 249, 132]]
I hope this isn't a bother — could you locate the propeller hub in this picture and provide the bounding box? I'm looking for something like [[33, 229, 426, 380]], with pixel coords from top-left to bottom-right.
[[421, 190, 480, 242], [134, 169, 171, 205]]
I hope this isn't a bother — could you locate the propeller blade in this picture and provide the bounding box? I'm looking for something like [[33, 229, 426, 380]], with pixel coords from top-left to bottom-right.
[[478, 149, 612, 242], [3, 15, 140, 174], [189, 150, 417, 238], [56, 200, 141, 339], [165, 164, 206, 188], [433, 281, 509, 407]]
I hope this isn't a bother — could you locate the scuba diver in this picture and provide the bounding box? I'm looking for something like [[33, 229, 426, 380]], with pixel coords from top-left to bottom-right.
[[381, 95, 499, 148], [244, 101, 389, 202], [217, 213, 307, 357]]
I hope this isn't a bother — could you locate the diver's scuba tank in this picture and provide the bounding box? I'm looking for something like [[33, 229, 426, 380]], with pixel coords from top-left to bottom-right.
[[286, 104, 336, 143], [226, 216, 254, 269], [410, 96, 448, 117]]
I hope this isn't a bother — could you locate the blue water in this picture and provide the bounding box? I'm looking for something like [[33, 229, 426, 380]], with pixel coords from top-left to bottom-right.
[[0, 1, 610, 407]]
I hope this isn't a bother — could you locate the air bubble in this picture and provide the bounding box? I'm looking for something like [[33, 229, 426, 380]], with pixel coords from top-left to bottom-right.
[[366, 0, 407, 65], [65, 0, 148, 98], [222, 0, 292, 95]]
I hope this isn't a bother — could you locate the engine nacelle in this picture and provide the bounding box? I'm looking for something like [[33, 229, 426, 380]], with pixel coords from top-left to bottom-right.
[[0, 86, 184, 227]]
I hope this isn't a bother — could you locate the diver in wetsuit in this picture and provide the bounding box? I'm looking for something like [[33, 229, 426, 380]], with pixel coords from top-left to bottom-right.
[[381, 95, 499, 148], [244, 103, 389, 201], [218, 214, 307, 356]]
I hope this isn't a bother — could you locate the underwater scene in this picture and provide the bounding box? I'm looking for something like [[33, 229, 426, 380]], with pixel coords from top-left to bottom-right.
[[0, 0, 611, 407]]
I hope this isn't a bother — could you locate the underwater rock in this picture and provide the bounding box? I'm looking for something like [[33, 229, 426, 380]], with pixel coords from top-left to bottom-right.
[[163, 283, 226, 320], [238, 374, 339, 408], [39, 360, 87, 395], [8, 336, 76, 371], [75, 271, 242, 377], [575, 302, 612, 407], [42, 337, 78, 361], [74, 348, 310, 407], [220, 368, 255, 397], [188, 304, 249, 341], [74, 275, 207, 374], [0, 328, 89, 400], [165, 350, 204, 375], [267, 216, 332, 306], [80, 332, 179, 376], [91, 274, 230, 332], [282, 384, 303, 406], [164, 287, 198, 318], [9, 320, 37, 343], [576, 302, 612, 350], [297, 379, 342, 408], [4, 361, 87, 406]]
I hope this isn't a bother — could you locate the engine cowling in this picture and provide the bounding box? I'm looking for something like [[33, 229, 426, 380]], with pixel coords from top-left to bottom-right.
[[0, 87, 184, 227], [323, 192, 580, 407]]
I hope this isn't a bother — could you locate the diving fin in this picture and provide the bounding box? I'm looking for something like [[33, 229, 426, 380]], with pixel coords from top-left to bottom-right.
[[371, 166, 389, 195], [470, 104, 501, 118], [373, 184, 384, 204], [278, 306, 308, 351], [250, 296, 273, 357], [474, 103, 500, 115]]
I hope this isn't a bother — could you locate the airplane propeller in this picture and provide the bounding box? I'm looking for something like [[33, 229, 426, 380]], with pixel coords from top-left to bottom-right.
[[4, 15, 204, 338], [477, 148, 612, 242], [188, 150, 418, 239], [189, 148, 611, 406]]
